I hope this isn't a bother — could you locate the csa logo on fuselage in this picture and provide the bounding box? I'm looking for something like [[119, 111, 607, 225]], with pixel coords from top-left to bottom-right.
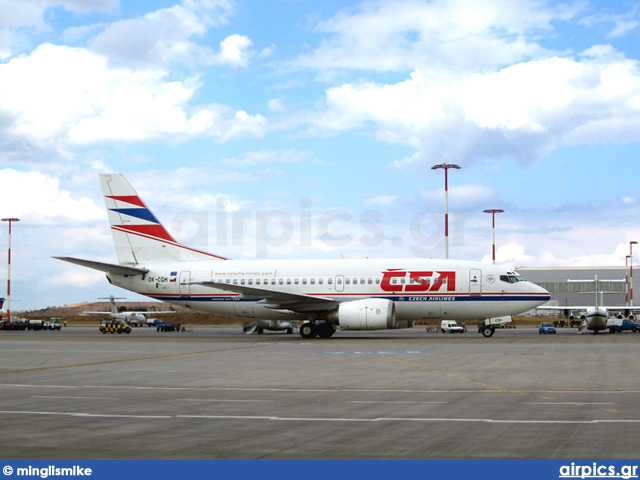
[[380, 269, 456, 292]]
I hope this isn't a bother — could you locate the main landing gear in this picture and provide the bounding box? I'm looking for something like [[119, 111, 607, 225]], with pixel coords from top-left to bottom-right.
[[299, 321, 336, 339]]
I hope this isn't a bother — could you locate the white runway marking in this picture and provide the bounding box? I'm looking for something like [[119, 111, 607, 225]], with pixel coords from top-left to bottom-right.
[[0, 409, 638, 425], [521, 402, 616, 406], [347, 401, 447, 404], [180, 398, 274, 403], [176, 414, 640, 425], [0, 410, 171, 419], [29, 395, 115, 400]]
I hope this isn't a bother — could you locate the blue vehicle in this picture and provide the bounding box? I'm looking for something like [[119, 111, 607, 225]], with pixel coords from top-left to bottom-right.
[[539, 322, 556, 334]]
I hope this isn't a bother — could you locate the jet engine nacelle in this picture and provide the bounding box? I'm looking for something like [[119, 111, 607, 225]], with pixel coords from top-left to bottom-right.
[[629, 314, 636, 321], [334, 298, 409, 330], [616, 313, 624, 319]]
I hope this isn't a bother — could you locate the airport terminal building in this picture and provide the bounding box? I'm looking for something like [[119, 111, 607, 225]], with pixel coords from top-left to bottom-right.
[[517, 266, 630, 311]]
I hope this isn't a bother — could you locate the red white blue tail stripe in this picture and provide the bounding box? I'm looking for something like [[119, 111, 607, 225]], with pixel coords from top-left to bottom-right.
[[100, 173, 227, 264]]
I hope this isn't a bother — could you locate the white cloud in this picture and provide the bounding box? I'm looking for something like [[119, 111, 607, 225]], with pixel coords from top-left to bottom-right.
[[0, 0, 118, 58], [364, 195, 397, 206], [47, 264, 108, 288], [0, 169, 104, 224], [486, 226, 640, 269], [268, 98, 286, 112], [211, 34, 253, 67], [417, 184, 498, 211], [286, 2, 640, 168], [482, 242, 537, 266], [295, 0, 579, 74], [88, 0, 236, 68], [306, 51, 640, 167], [220, 150, 312, 167], [580, 9, 640, 39], [0, 43, 266, 157]]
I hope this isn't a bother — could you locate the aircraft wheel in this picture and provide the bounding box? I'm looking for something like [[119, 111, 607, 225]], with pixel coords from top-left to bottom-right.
[[299, 322, 318, 339], [317, 322, 336, 338], [481, 327, 494, 338]]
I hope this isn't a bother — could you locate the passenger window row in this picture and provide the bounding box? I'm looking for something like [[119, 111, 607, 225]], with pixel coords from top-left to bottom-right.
[[216, 277, 383, 286]]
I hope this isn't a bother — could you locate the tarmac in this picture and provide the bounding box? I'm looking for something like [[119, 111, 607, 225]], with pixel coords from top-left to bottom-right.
[[0, 325, 639, 459]]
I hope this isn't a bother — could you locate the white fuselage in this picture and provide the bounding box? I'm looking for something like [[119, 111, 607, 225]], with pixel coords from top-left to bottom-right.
[[107, 258, 550, 325], [585, 307, 609, 331]]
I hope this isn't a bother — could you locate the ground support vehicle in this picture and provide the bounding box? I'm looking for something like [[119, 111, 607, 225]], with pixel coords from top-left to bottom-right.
[[440, 320, 465, 333], [43, 318, 62, 331], [156, 322, 181, 332], [478, 316, 512, 337], [608, 318, 640, 333], [27, 320, 44, 331], [0, 320, 27, 330], [99, 319, 132, 334]]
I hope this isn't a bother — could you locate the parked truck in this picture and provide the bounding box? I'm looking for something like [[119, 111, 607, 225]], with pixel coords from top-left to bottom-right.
[[607, 318, 640, 333]]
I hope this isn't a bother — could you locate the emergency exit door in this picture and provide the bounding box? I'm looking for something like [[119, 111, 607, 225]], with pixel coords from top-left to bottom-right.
[[179, 271, 191, 297], [469, 269, 482, 296]]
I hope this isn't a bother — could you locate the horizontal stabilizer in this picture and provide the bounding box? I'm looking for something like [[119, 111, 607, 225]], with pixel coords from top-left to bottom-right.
[[54, 257, 149, 276]]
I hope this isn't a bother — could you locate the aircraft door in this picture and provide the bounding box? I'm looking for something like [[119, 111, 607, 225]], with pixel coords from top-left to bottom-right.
[[179, 271, 191, 297], [469, 269, 482, 296], [335, 275, 345, 292]]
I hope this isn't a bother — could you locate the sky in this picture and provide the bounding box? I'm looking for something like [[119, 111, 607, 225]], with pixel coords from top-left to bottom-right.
[[1, 0, 640, 311]]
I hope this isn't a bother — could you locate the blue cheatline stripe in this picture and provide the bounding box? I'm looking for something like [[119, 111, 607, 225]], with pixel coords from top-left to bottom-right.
[[110, 208, 159, 224], [149, 294, 548, 303]]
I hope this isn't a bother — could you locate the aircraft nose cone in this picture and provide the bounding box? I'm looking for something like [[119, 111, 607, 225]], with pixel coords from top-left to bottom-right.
[[534, 283, 551, 304]]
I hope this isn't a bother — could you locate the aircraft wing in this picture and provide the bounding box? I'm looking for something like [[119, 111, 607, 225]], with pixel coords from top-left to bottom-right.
[[81, 311, 175, 316], [194, 281, 339, 312], [538, 305, 640, 312], [597, 306, 640, 313], [129, 311, 176, 316], [537, 306, 589, 312]]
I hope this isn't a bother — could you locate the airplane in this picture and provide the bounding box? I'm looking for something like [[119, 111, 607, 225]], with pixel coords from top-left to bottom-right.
[[81, 295, 175, 326], [55, 173, 550, 339], [537, 275, 640, 334]]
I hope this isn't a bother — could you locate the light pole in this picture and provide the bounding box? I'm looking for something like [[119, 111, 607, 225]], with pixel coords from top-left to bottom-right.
[[2, 218, 19, 323], [483, 209, 504, 264], [431, 163, 461, 259], [630, 241, 638, 308], [625, 255, 631, 306]]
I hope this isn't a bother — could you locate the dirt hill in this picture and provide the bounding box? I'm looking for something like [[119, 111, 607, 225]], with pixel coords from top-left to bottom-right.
[[21, 301, 547, 326]]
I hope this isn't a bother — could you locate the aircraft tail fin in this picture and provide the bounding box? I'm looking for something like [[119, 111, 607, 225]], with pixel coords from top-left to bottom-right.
[[100, 173, 227, 265]]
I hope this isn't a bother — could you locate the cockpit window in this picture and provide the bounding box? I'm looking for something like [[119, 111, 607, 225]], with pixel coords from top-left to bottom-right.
[[500, 275, 524, 284]]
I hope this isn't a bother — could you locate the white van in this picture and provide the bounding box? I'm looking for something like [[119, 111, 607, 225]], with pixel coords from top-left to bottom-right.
[[440, 320, 465, 333]]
